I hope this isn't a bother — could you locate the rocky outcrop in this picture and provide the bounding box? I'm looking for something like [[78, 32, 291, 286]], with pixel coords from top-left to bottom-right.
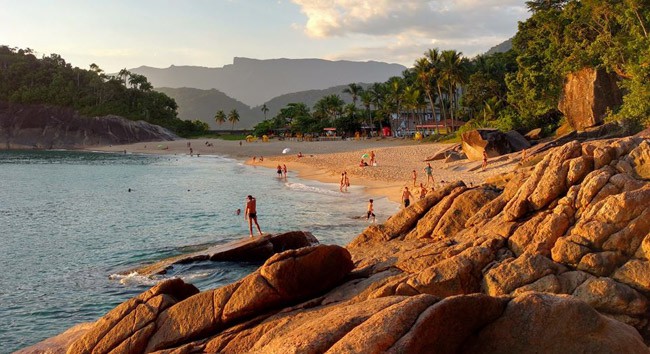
[[30, 136, 650, 353], [128, 231, 319, 276], [461, 129, 530, 161], [0, 102, 177, 150], [558, 67, 623, 131]]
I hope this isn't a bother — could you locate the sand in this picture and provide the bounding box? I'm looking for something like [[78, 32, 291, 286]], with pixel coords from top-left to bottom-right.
[[90, 137, 520, 204]]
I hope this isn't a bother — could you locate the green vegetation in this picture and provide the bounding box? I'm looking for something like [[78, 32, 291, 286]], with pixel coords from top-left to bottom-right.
[[253, 0, 649, 138], [0, 46, 208, 137]]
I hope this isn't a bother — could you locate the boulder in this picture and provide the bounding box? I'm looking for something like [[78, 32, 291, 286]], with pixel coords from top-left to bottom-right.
[[524, 128, 542, 140], [463, 293, 648, 353], [461, 129, 529, 161], [558, 67, 623, 131]]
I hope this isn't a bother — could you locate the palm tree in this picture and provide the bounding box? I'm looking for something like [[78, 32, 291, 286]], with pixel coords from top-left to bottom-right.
[[214, 110, 226, 127], [227, 109, 240, 131], [118, 68, 130, 86], [369, 82, 387, 131], [440, 50, 467, 133], [402, 86, 420, 133], [343, 83, 363, 108], [425, 48, 448, 133], [386, 77, 404, 136], [413, 57, 438, 132], [360, 90, 373, 129], [261, 104, 269, 120]]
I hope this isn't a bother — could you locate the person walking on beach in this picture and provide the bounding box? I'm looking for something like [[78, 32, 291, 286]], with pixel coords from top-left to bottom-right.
[[344, 172, 350, 192], [402, 186, 414, 208], [482, 150, 488, 171], [370, 151, 376, 166], [424, 163, 434, 186], [277, 164, 283, 178], [366, 199, 376, 222], [340, 172, 346, 192], [245, 195, 263, 237], [419, 183, 428, 199], [412, 169, 417, 187], [282, 164, 288, 179]]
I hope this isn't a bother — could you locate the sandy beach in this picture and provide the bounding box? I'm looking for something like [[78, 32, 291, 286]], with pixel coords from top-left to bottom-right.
[[90, 138, 520, 204]]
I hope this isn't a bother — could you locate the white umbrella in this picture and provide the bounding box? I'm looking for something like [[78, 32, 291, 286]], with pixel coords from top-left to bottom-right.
[[282, 148, 291, 154]]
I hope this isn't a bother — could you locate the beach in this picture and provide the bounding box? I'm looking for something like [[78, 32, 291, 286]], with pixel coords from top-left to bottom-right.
[[91, 138, 520, 203]]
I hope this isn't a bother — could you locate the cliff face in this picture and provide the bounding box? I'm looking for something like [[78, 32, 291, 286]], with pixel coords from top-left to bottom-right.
[[24, 136, 650, 353], [0, 102, 177, 150]]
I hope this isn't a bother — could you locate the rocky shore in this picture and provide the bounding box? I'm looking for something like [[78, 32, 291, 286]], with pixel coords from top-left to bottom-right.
[[20, 134, 650, 353]]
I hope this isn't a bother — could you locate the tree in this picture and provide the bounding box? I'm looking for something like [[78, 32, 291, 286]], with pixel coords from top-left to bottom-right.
[[227, 109, 240, 131], [440, 50, 468, 133], [214, 110, 226, 127], [261, 104, 269, 120], [425, 48, 448, 132], [360, 90, 373, 128], [413, 56, 439, 132]]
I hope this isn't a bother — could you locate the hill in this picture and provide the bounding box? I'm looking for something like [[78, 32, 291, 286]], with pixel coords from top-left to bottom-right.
[[485, 38, 513, 55], [155, 87, 257, 129], [131, 58, 406, 107]]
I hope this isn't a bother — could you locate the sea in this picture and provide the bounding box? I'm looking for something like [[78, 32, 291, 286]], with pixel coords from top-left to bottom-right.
[[0, 150, 397, 353]]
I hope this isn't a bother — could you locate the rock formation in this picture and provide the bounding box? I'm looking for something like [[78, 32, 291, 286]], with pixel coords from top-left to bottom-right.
[[23, 136, 650, 353], [0, 102, 177, 150], [558, 67, 623, 131], [461, 129, 531, 161]]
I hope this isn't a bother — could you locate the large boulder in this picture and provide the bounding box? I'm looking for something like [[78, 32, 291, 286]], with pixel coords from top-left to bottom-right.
[[461, 129, 529, 161], [558, 67, 623, 131]]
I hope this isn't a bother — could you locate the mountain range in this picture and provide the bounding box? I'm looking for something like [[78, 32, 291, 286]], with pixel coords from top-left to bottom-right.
[[131, 58, 404, 129]]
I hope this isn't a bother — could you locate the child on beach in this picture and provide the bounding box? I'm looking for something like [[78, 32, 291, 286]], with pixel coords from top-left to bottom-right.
[[419, 183, 428, 199], [412, 169, 417, 187], [366, 199, 376, 222]]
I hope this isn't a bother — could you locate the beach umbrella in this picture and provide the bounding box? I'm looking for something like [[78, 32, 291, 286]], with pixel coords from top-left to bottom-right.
[[361, 153, 369, 159], [282, 148, 291, 154]]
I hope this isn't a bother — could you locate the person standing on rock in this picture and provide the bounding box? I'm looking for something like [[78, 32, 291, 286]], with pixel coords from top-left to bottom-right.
[[402, 187, 414, 208], [245, 195, 263, 237]]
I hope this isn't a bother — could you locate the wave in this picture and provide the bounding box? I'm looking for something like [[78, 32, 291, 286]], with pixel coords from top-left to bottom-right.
[[284, 182, 344, 197], [108, 272, 162, 287]]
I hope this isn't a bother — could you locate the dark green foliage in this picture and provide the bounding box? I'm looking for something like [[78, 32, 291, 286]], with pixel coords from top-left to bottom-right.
[[0, 46, 207, 137]]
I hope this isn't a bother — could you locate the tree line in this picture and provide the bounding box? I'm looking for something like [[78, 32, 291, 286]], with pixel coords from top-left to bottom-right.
[[0, 46, 209, 137], [251, 0, 649, 138]]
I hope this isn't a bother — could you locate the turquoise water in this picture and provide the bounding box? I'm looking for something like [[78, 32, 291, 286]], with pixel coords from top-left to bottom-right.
[[0, 150, 397, 353]]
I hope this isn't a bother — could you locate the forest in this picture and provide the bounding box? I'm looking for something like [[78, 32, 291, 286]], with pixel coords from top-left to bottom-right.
[[0, 46, 208, 137], [253, 0, 650, 138]]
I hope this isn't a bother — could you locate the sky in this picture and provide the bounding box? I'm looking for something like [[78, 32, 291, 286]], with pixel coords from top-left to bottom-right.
[[1, 0, 531, 73]]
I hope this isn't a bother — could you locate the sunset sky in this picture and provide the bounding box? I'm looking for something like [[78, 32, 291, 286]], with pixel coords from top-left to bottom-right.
[[2, 0, 530, 72]]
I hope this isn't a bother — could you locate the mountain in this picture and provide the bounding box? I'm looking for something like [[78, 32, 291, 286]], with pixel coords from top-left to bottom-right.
[[485, 38, 513, 55], [131, 58, 406, 107], [158, 84, 374, 129], [155, 87, 257, 129], [251, 84, 371, 119]]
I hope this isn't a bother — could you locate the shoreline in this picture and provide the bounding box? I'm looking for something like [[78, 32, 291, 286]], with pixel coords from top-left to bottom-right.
[[86, 138, 521, 204]]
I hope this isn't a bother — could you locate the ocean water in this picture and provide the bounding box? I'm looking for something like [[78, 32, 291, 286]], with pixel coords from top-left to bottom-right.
[[0, 150, 397, 353]]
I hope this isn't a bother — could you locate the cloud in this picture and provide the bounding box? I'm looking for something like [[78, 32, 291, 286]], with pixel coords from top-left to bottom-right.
[[291, 0, 529, 62]]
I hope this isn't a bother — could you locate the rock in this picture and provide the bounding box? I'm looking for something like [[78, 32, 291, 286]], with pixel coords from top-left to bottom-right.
[[425, 143, 462, 161], [558, 67, 623, 131], [461, 129, 513, 161], [483, 254, 566, 296], [463, 292, 648, 353], [16, 323, 94, 354], [628, 139, 650, 180], [504, 130, 531, 151], [128, 231, 319, 276], [524, 128, 542, 140], [0, 102, 177, 149]]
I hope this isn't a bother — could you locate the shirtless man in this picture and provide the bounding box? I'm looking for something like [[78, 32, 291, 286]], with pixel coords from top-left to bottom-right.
[[412, 169, 417, 187], [402, 187, 414, 208], [245, 195, 263, 237]]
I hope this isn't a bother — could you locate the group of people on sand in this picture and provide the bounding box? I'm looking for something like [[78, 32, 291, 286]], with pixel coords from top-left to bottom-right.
[[359, 150, 377, 167], [340, 171, 350, 192], [404, 162, 437, 208]]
